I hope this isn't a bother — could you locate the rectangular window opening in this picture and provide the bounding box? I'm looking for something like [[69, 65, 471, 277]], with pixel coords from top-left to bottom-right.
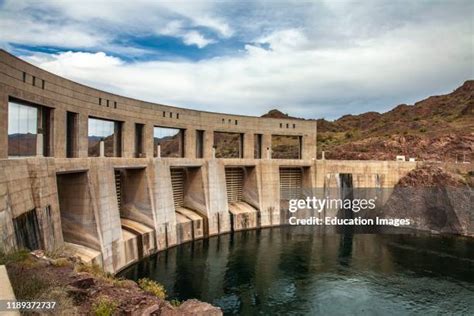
[[271, 135, 302, 159], [8, 99, 52, 157], [88, 117, 122, 157], [214, 132, 243, 158], [153, 126, 184, 158]]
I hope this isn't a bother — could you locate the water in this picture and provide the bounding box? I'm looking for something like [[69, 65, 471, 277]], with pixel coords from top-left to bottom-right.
[[120, 227, 474, 315]]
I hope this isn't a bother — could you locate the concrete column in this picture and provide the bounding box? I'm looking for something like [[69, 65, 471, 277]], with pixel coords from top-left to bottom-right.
[[262, 133, 272, 159], [99, 141, 105, 157], [121, 121, 133, 158], [302, 121, 317, 160], [243, 133, 254, 159], [156, 145, 161, 158], [89, 161, 126, 272], [144, 124, 154, 158], [184, 128, 196, 158], [53, 108, 66, 157], [203, 129, 214, 159], [77, 113, 89, 158], [259, 160, 280, 227], [152, 161, 177, 249], [205, 160, 231, 235], [36, 133, 43, 156], [0, 86, 8, 158]]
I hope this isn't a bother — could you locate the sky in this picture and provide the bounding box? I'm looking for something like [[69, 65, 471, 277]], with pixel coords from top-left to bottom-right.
[[0, 0, 472, 120]]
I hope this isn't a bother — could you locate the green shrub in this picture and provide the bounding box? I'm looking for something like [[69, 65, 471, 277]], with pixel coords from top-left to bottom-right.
[[92, 296, 116, 316], [9, 273, 49, 300], [0, 249, 30, 265], [170, 299, 182, 307], [75, 263, 112, 279], [51, 258, 71, 267], [38, 286, 77, 315], [419, 127, 427, 133], [138, 278, 166, 299]]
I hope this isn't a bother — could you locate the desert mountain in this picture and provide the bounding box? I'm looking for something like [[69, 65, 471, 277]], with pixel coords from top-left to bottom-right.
[[262, 80, 474, 162]]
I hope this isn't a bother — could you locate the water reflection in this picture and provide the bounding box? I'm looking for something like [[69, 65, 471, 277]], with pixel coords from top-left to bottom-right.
[[120, 227, 474, 315]]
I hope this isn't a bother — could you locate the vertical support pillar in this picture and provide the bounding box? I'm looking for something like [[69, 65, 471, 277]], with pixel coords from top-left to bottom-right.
[[54, 108, 66, 157], [36, 133, 43, 156], [78, 113, 89, 157], [184, 128, 196, 158], [262, 133, 272, 160], [302, 121, 317, 160], [203, 129, 214, 159], [144, 124, 154, 158], [243, 133, 254, 159], [0, 85, 7, 158], [156, 145, 161, 158], [121, 121, 133, 158], [99, 140, 105, 157]]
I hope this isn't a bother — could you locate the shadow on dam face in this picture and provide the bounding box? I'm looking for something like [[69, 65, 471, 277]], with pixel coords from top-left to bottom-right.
[[56, 171, 101, 250], [114, 167, 157, 262], [13, 209, 41, 250], [338, 173, 354, 237]]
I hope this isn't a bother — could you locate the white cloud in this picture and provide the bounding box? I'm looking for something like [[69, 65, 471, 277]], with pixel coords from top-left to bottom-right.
[[182, 31, 215, 48], [159, 20, 215, 48], [193, 15, 233, 38], [3, 0, 472, 118], [24, 15, 472, 119], [257, 29, 310, 52], [0, 0, 231, 50]]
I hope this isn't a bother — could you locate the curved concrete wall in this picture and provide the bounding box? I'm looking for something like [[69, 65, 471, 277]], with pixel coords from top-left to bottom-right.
[[0, 50, 317, 160], [0, 50, 419, 273]]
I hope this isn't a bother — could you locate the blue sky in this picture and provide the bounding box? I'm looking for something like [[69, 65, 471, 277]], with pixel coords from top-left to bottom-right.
[[0, 0, 472, 120]]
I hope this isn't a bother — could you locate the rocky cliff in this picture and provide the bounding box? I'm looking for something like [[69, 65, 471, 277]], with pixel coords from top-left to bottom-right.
[[377, 164, 473, 236]]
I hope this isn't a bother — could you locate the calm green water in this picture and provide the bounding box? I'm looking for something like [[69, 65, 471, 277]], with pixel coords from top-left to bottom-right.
[[120, 227, 474, 315]]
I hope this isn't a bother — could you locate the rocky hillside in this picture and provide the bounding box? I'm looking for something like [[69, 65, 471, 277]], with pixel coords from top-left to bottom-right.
[[3, 250, 222, 315], [377, 164, 473, 236], [263, 80, 474, 162]]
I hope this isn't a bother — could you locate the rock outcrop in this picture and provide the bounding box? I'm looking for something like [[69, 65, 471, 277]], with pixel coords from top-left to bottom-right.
[[377, 165, 473, 236]]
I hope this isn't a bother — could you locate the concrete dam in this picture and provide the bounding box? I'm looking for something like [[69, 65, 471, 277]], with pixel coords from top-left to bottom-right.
[[0, 50, 418, 273]]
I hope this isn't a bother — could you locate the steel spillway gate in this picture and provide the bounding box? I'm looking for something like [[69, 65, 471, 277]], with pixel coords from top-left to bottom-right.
[[280, 167, 303, 200], [225, 167, 244, 203], [171, 168, 185, 208]]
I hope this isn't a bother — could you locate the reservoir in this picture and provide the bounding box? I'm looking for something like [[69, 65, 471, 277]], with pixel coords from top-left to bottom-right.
[[120, 227, 474, 315]]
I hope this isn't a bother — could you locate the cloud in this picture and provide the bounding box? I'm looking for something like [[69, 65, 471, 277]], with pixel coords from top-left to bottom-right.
[[159, 20, 215, 48], [2, 0, 473, 119], [182, 31, 215, 48], [24, 16, 472, 120], [0, 0, 231, 51]]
